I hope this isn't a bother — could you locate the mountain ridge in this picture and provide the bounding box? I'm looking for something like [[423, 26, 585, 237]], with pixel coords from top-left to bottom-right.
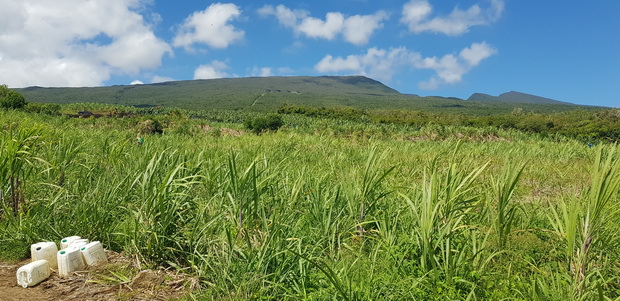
[[15, 76, 584, 112], [468, 90, 572, 105]]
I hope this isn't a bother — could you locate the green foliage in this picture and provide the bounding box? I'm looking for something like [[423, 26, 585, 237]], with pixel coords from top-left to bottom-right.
[[0, 84, 27, 109], [280, 105, 620, 142], [491, 162, 526, 248], [278, 105, 366, 121], [244, 114, 284, 134], [0, 122, 44, 216], [1, 107, 620, 299], [136, 118, 164, 134], [23, 102, 62, 115], [16, 77, 594, 114]]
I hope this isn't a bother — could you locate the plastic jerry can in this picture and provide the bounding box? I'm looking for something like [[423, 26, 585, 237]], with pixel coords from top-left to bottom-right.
[[67, 239, 89, 249], [57, 247, 86, 277], [80, 241, 108, 266], [31, 242, 59, 270], [60, 236, 81, 249], [16, 259, 51, 288]]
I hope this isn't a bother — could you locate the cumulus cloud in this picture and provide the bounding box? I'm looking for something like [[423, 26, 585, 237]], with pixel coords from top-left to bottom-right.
[[130, 80, 144, 85], [316, 48, 419, 82], [315, 42, 496, 89], [401, 0, 504, 35], [173, 3, 244, 50], [298, 12, 345, 40], [258, 5, 387, 45], [415, 42, 496, 88], [0, 0, 172, 88], [151, 75, 175, 83], [257, 5, 308, 28], [250, 67, 273, 77], [194, 60, 231, 79]]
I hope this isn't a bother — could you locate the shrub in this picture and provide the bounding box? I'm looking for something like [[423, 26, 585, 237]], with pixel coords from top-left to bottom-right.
[[0, 85, 27, 109], [137, 118, 164, 134], [24, 103, 62, 115], [244, 114, 284, 134]]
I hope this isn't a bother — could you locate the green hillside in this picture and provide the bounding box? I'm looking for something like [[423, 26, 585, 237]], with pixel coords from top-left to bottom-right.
[[17, 76, 592, 115], [468, 90, 571, 105]]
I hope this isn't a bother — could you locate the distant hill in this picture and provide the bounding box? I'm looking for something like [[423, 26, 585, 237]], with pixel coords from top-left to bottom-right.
[[18, 76, 405, 111], [17, 76, 590, 114], [468, 91, 572, 105]]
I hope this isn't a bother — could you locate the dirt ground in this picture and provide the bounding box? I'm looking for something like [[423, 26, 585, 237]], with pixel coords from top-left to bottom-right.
[[0, 251, 197, 301]]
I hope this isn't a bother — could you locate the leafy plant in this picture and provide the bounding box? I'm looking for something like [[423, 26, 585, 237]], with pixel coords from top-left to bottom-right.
[[491, 161, 526, 248], [244, 114, 284, 134], [0, 123, 45, 216], [0, 85, 27, 109]]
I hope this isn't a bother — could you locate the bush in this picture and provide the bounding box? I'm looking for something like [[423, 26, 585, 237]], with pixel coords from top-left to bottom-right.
[[244, 114, 284, 134], [0, 85, 27, 109], [137, 118, 164, 134], [24, 103, 61, 115]]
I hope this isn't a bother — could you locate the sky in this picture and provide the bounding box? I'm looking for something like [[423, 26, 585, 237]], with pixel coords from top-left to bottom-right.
[[0, 0, 618, 107]]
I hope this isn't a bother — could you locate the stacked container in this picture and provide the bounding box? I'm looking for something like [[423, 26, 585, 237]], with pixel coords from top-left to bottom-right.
[[57, 247, 86, 277], [18, 237, 108, 286], [60, 236, 82, 249], [30, 242, 58, 269], [80, 241, 108, 266], [67, 238, 89, 249], [16, 260, 51, 288]]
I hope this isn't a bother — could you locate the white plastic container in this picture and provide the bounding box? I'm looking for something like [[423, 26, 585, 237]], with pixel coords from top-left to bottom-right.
[[57, 247, 86, 277], [31, 242, 59, 269], [16, 259, 51, 288], [67, 239, 89, 249], [60, 236, 81, 249], [80, 241, 108, 266]]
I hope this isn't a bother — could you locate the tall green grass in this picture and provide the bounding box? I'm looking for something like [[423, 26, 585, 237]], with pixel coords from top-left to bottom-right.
[[1, 109, 618, 299]]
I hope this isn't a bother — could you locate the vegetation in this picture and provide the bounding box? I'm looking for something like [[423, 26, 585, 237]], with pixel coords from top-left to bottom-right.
[[1, 102, 619, 299], [16, 76, 600, 114], [1, 84, 27, 109], [244, 114, 284, 134], [279, 104, 620, 142]]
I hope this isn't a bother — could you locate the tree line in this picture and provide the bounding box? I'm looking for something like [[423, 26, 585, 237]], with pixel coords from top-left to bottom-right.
[[278, 104, 620, 142]]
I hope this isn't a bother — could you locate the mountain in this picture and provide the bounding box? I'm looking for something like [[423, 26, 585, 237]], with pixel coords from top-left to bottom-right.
[[16, 76, 589, 114], [17, 76, 406, 111], [468, 93, 497, 102], [468, 91, 572, 105]]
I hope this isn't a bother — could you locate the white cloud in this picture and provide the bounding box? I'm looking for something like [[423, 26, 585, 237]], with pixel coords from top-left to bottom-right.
[[316, 47, 419, 82], [130, 80, 144, 85], [298, 12, 345, 40], [415, 42, 497, 89], [258, 5, 387, 45], [342, 12, 389, 45], [315, 42, 496, 89], [173, 3, 244, 50], [415, 54, 465, 85], [0, 0, 171, 88], [98, 31, 171, 74], [250, 67, 273, 77], [258, 5, 308, 28], [459, 41, 497, 66], [151, 75, 175, 83], [194, 60, 231, 80], [401, 0, 504, 36]]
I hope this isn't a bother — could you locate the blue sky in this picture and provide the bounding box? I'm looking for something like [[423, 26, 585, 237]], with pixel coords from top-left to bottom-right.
[[0, 0, 618, 107]]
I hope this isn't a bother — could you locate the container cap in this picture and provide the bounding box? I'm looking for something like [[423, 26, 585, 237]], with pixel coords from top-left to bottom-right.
[[60, 251, 66, 254]]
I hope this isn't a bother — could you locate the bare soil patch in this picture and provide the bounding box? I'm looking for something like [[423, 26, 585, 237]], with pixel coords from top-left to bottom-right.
[[0, 251, 197, 301], [200, 124, 243, 136]]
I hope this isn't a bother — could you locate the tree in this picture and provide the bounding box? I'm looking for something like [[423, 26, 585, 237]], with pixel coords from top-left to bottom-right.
[[0, 85, 27, 109], [244, 114, 284, 134]]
